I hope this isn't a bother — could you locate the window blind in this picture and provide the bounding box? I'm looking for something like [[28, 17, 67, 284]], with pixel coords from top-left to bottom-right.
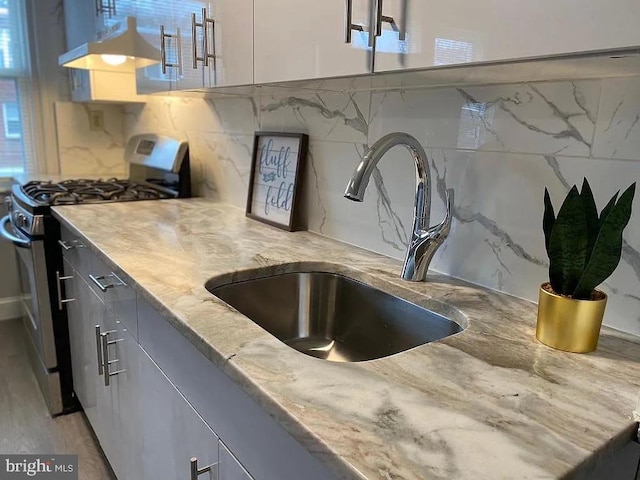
[[0, 0, 34, 174]]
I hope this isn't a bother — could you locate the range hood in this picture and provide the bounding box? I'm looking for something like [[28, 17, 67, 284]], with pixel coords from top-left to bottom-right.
[[59, 17, 160, 73]]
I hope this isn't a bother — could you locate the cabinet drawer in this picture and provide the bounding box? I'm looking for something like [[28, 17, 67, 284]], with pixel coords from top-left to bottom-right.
[[60, 225, 137, 339], [60, 225, 110, 297], [103, 268, 137, 338], [137, 295, 335, 480], [83, 250, 137, 338], [60, 224, 86, 271]]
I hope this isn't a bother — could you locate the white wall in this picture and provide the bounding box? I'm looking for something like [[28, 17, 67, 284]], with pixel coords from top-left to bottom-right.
[[0, 192, 22, 320], [124, 77, 640, 336]]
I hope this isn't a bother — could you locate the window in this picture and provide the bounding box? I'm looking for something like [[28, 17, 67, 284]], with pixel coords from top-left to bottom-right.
[[3, 101, 20, 138], [0, 0, 31, 174]]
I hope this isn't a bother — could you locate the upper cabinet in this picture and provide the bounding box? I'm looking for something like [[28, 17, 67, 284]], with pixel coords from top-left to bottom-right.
[[253, 0, 373, 84], [136, 0, 253, 94], [373, 0, 640, 72], [65, 0, 640, 92], [253, 0, 640, 83], [64, 0, 138, 48]]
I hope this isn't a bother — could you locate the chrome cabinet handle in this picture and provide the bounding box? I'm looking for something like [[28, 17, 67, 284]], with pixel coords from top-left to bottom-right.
[[89, 273, 127, 293], [190, 457, 218, 480], [372, 0, 405, 43], [160, 25, 183, 75], [191, 8, 216, 72], [345, 0, 365, 43], [58, 239, 85, 250], [55, 270, 75, 311], [191, 10, 201, 69], [58, 240, 73, 250], [95, 325, 104, 375], [101, 331, 125, 387]]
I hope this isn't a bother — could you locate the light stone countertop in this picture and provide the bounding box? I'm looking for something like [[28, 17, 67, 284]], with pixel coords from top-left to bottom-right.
[[52, 198, 640, 480]]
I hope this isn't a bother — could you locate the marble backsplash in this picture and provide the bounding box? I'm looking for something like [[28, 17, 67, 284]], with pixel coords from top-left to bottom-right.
[[54, 102, 127, 177], [122, 77, 640, 335]]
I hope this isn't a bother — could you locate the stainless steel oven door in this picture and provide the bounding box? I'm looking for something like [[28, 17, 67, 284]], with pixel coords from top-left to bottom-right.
[[1, 214, 57, 369]]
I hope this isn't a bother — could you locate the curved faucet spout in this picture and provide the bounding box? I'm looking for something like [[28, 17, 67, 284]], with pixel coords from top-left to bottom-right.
[[344, 132, 453, 282]]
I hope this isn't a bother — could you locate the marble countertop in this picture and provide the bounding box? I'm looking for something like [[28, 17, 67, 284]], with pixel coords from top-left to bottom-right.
[[52, 198, 640, 480]]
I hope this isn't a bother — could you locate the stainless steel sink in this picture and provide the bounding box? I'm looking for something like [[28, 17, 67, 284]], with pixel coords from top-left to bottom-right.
[[207, 271, 464, 362]]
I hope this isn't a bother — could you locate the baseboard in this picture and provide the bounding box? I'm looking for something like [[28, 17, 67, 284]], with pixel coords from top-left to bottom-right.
[[0, 296, 23, 321]]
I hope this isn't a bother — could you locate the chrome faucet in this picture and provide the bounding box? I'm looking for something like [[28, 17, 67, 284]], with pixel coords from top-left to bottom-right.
[[344, 132, 453, 282]]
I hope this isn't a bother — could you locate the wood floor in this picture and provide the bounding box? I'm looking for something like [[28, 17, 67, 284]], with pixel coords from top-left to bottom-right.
[[0, 318, 116, 480]]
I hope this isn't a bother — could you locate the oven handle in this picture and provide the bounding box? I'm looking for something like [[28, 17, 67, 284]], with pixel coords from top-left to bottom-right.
[[0, 214, 30, 247]]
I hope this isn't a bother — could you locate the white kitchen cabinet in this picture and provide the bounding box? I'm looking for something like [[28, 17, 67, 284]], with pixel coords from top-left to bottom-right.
[[63, 258, 102, 432], [101, 305, 142, 480], [252, 0, 640, 81], [62, 226, 335, 479], [63, 249, 141, 479], [253, 0, 373, 83], [63, 0, 98, 49], [137, 295, 336, 480], [62, 259, 117, 470], [138, 346, 219, 479], [63, 0, 138, 48], [135, 1, 201, 94], [219, 441, 253, 480], [136, 0, 253, 94], [205, 0, 253, 88], [68, 68, 143, 103], [374, 0, 640, 72]]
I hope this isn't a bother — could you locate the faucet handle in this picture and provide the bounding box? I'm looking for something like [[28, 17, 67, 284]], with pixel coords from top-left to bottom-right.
[[428, 188, 454, 239], [444, 188, 455, 225]]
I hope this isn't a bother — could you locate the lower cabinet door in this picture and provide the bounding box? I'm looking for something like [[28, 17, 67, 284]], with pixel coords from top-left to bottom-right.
[[65, 263, 112, 459], [102, 307, 142, 479], [219, 441, 253, 480], [138, 346, 219, 480]]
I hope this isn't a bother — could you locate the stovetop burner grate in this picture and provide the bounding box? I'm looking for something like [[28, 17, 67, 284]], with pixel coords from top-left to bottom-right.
[[21, 179, 172, 205]]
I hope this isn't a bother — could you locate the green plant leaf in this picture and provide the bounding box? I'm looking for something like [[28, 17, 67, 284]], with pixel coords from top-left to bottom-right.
[[543, 188, 555, 256], [599, 191, 619, 229], [580, 178, 599, 256], [548, 185, 589, 295], [573, 182, 636, 299]]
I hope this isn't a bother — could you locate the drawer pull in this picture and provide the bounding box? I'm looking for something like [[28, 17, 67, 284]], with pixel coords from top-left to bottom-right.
[[101, 331, 125, 387], [95, 325, 104, 375], [58, 239, 85, 250], [55, 270, 75, 311], [89, 272, 127, 292], [190, 457, 218, 480]]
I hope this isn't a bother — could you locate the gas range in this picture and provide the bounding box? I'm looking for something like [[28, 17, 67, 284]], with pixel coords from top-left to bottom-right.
[[10, 177, 178, 236], [22, 178, 173, 206], [10, 134, 191, 237], [0, 134, 191, 416]]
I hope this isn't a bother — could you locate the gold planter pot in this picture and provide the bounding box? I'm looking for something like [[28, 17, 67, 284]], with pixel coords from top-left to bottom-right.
[[535, 283, 607, 353]]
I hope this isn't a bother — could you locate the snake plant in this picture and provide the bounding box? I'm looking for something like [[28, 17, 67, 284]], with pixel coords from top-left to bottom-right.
[[543, 178, 636, 300]]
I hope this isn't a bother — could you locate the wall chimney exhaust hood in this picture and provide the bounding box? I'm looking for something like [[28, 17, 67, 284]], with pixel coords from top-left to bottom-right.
[[58, 17, 160, 72]]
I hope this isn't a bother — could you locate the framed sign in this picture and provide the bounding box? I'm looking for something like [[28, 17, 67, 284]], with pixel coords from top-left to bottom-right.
[[246, 132, 309, 231]]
